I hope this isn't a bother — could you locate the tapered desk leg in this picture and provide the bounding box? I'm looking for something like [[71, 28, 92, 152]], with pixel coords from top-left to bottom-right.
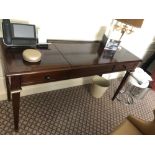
[[10, 76, 21, 132], [12, 92, 20, 132], [5, 76, 11, 101], [112, 71, 130, 101]]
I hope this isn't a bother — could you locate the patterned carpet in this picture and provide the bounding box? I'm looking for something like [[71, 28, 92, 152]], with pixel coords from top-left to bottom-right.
[[0, 78, 155, 135]]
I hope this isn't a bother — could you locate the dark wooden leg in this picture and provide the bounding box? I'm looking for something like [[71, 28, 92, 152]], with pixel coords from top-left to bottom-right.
[[5, 76, 11, 101], [10, 76, 21, 132], [11, 92, 20, 132], [112, 71, 130, 101]]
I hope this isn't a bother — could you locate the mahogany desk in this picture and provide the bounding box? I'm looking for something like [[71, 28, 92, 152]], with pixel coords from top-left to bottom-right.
[[1, 40, 141, 131]]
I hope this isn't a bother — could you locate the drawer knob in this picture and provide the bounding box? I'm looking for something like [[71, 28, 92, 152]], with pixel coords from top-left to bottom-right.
[[45, 75, 51, 80]]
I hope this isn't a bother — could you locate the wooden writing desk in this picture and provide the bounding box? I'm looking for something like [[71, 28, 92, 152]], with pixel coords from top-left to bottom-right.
[[1, 40, 141, 131]]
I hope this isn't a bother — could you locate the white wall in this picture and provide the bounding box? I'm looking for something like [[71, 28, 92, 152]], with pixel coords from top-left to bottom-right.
[[23, 17, 111, 42], [121, 19, 155, 59]]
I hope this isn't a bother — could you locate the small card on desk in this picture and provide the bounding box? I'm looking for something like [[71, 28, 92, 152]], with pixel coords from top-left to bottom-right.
[[103, 39, 121, 58], [104, 39, 121, 51]]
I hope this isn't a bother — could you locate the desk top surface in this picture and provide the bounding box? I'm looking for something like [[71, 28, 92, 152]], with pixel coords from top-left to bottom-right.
[[1, 40, 141, 76]]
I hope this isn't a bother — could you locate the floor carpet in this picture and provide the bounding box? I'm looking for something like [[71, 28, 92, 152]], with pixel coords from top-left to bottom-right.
[[0, 78, 155, 135]]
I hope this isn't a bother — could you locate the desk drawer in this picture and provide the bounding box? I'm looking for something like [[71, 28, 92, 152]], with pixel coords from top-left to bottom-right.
[[21, 70, 69, 86], [70, 64, 113, 78], [113, 62, 138, 72]]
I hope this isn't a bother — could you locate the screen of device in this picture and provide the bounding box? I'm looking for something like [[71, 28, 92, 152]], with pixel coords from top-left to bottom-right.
[[12, 24, 36, 39]]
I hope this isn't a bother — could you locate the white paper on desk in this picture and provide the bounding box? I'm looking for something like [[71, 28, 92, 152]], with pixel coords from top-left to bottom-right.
[[38, 31, 47, 43], [38, 38, 47, 44]]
